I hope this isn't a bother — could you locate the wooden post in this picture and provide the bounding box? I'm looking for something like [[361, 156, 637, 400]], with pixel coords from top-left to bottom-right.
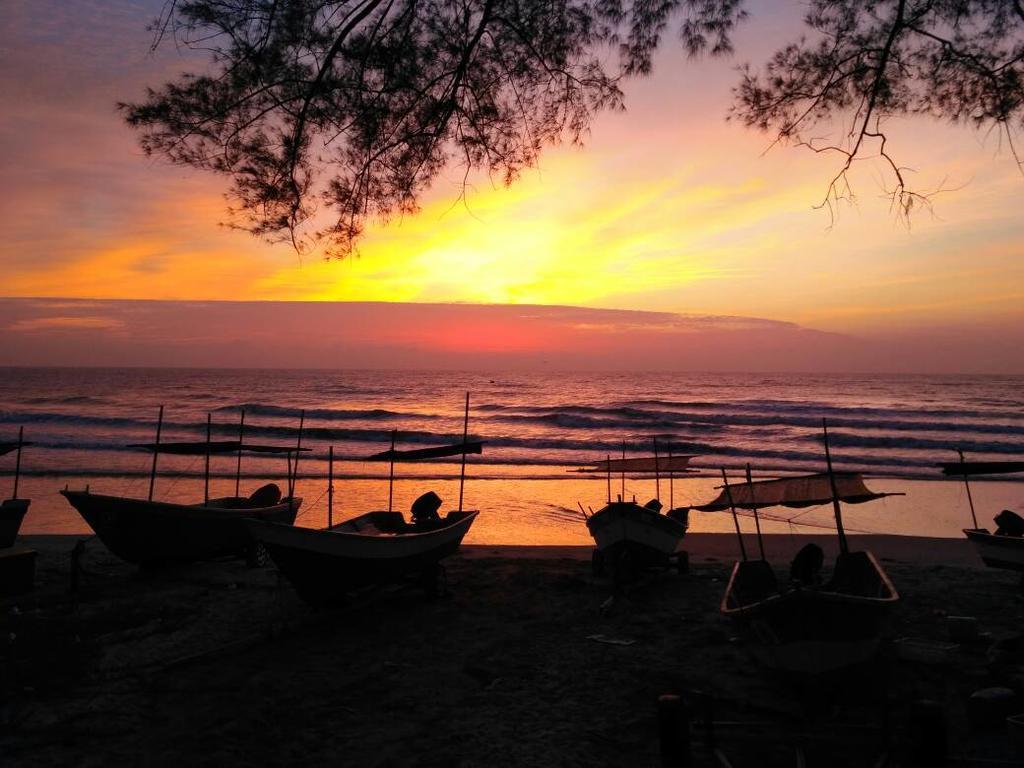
[[653, 436, 661, 503], [204, 413, 212, 505], [327, 445, 334, 529], [746, 463, 765, 560], [957, 448, 979, 529], [721, 468, 747, 561], [822, 418, 848, 554], [657, 694, 691, 768], [12, 426, 24, 500], [235, 409, 245, 498], [458, 392, 470, 513], [387, 429, 396, 513], [148, 405, 164, 501]]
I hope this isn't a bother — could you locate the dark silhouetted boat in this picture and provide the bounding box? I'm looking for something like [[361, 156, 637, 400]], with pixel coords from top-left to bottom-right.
[[580, 442, 693, 576], [940, 453, 1024, 574], [695, 422, 902, 675], [1, 428, 30, 548], [249, 394, 481, 605], [61, 407, 306, 565]]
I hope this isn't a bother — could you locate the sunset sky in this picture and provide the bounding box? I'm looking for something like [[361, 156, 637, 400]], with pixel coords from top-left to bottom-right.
[[2, 1, 1023, 371]]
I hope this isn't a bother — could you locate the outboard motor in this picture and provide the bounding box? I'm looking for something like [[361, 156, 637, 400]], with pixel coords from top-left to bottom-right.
[[667, 506, 690, 531], [790, 543, 824, 585], [411, 491, 443, 524], [247, 483, 282, 507], [644, 498, 663, 513], [994, 509, 1024, 537]]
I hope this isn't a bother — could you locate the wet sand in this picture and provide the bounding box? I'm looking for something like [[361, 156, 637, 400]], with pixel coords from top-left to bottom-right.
[[3, 534, 1024, 767]]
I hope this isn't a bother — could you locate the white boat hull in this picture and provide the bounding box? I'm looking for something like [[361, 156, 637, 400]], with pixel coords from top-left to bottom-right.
[[587, 502, 685, 555], [965, 528, 1024, 571]]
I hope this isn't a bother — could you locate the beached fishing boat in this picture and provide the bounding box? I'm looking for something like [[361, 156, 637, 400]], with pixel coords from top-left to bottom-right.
[[1, 428, 30, 548], [581, 444, 693, 576], [61, 407, 306, 565], [940, 454, 1024, 574], [249, 394, 481, 606], [695, 423, 902, 675]]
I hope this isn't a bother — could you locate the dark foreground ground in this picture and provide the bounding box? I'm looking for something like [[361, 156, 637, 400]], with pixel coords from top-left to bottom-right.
[[2, 534, 1024, 767]]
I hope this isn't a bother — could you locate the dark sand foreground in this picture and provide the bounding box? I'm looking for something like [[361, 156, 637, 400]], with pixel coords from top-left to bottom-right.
[[3, 534, 1024, 767]]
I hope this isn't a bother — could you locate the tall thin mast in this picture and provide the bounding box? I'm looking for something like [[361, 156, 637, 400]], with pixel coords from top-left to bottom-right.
[[721, 468, 747, 561], [458, 392, 470, 513], [235, 409, 245, 497], [327, 445, 334, 529], [668, 443, 674, 512], [148, 405, 164, 501], [387, 429, 396, 513], [204, 413, 212, 505], [746, 463, 765, 560], [289, 410, 305, 501], [958, 448, 979, 529], [621, 441, 626, 500], [822, 418, 848, 554], [653, 436, 661, 503], [12, 426, 23, 500], [606, 454, 611, 504]]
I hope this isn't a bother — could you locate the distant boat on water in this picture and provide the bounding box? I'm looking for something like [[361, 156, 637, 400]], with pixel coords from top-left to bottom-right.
[[0, 427, 30, 548], [249, 394, 481, 605], [61, 407, 305, 566], [940, 453, 1024, 580], [696, 421, 902, 675]]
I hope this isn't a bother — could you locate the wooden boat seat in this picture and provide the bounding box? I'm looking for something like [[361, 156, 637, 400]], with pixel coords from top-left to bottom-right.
[[827, 551, 886, 597]]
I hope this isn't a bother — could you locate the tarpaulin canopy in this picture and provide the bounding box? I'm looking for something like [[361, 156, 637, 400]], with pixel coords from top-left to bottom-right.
[[694, 472, 900, 512], [939, 461, 1024, 477], [129, 440, 311, 455], [367, 440, 484, 462]]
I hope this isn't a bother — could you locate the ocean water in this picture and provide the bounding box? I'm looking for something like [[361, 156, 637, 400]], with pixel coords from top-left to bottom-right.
[[2, 367, 1023, 543]]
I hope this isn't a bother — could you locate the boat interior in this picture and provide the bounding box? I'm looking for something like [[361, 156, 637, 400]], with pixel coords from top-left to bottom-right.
[[200, 483, 286, 510], [330, 509, 476, 536], [826, 551, 893, 598], [727, 550, 893, 610]]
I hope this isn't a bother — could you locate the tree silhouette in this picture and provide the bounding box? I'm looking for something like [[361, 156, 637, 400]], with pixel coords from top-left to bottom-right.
[[123, 1, 1023, 256], [731, 0, 1024, 222]]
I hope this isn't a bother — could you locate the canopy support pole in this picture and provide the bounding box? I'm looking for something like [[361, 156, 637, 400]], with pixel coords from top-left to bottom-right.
[[148, 405, 164, 501], [204, 413, 212, 505], [746, 463, 766, 560], [235, 409, 245, 497], [12, 426, 24, 500], [653, 436, 661, 503], [958, 448, 979, 529], [387, 429, 396, 513], [822, 418, 849, 554], [458, 392, 469, 513], [328, 445, 334, 529], [721, 468, 747, 561]]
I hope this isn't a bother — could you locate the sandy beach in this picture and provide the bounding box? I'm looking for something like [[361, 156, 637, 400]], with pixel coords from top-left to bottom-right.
[[3, 533, 1024, 767]]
